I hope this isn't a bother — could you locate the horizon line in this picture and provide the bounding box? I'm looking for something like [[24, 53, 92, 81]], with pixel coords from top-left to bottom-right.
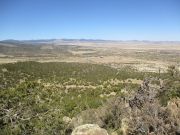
[[1, 38, 180, 42]]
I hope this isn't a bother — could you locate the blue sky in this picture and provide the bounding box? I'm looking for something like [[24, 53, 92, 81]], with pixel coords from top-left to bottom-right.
[[0, 0, 180, 41]]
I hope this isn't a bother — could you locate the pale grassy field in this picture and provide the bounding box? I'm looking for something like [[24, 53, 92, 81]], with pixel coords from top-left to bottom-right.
[[0, 42, 180, 72]]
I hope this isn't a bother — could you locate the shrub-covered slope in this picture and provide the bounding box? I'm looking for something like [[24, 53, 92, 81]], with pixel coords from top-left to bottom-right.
[[0, 62, 179, 135]]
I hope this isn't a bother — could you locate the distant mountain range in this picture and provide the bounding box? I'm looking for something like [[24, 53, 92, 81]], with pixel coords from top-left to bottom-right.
[[0, 39, 180, 46]]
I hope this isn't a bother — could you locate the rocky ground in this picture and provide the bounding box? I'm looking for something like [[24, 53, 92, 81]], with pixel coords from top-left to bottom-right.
[[68, 78, 180, 135]]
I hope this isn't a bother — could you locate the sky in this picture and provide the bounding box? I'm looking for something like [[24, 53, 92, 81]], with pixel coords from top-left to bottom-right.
[[0, 0, 180, 41]]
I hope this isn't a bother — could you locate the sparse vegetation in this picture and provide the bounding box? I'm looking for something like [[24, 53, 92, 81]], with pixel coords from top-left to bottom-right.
[[0, 61, 144, 134], [0, 61, 179, 134]]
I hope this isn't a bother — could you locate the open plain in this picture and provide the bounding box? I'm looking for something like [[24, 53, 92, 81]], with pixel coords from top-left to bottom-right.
[[0, 40, 180, 72], [0, 40, 180, 135]]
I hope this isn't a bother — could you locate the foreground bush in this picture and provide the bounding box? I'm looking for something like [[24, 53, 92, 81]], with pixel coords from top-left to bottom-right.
[[69, 78, 180, 135]]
